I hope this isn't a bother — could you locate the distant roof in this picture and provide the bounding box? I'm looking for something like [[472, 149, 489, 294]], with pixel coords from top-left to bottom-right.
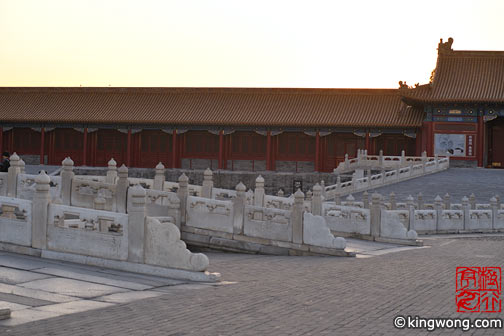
[[0, 87, 423, 128], [401, 41, 504, 105]]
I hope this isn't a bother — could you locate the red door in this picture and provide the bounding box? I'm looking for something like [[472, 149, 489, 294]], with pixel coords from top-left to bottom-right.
[[95, 130, 127, 166]]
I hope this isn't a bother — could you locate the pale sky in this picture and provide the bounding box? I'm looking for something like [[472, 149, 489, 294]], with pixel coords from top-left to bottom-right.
[[1, 0, 503, 88]]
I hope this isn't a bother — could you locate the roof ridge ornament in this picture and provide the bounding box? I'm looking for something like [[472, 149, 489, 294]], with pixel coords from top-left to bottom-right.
[[438, 37, 454, 54]]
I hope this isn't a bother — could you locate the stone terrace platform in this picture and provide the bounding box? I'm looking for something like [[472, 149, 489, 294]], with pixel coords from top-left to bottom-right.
[[354, 167, 504, 202], [0, 234, 503, 335]]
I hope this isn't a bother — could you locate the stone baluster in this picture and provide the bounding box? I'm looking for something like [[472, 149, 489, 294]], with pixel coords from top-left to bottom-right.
[[435, 154, 439, 169], [462, 196, 470, 231], [19, 158, 25, 174], [334, 192, 341, 205], [277, 189, 284, 197], [320, 180, 326, 199], [406, 195, 415, 231], [378, 149, 384, 167], [60, 157, 74, 205], [128, 185, 146, 263], [291, 189, 305, 244], [311, 183, 322, 216], [400, 150, 405, 166], [94, 196, 106, 210], [362, 191, 369, 209], [233, 182, 246, 234], [434, 195, 443, 232], [490, 196, 498, 230], [346, 194, 355, 207], [351, 172, 357, 191], [177, 173, 189, 225], [370, 193, 382, 238], [106, 158, 117, 184], [201, 168, 213, 199], [366, 169, 372, 187], [469, 193, 476, 210], [344, 154, 349, 170], [336, 175, 341, 189], [306, 189, 313, 202], [443, 193, 451, 210], [417, 192, 424, 210], [116, 165, 128, 213], [153, 162, 165, 191], [421, 151, 427, 163], [389, 192, 396, 210], [7, 153, 21, 197], [253, 175, 265, 220], [32, 171, 51, 249]]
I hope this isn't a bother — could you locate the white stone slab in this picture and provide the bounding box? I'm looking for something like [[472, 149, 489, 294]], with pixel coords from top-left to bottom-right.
[[0, 283, 77, 303], [34, 300, 114, 314], [0, 300, 29, 311], [41, 250, 221, 282], [19, 278, 129, 299], [0, 266, 53, 285], [34, 267, 153, 291], [0, 308, 62, 326], [0, 254, 47, 270], [95, 290, 164, 304]]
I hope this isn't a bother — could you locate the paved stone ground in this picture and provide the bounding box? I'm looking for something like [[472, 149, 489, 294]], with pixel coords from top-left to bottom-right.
[[0, 234, 502, 335], [354, 168, 504, 203], [0, 252, 205, 327]]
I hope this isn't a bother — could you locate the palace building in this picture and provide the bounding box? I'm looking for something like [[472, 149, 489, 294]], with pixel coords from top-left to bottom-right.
[[1, 38, 503, 171]]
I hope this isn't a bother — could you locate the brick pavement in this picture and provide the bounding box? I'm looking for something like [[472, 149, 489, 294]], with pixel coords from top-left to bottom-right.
[[1, 234, 502, 335]]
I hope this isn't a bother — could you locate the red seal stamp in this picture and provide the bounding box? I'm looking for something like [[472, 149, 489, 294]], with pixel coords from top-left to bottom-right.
[[456, 267, 501, 313]]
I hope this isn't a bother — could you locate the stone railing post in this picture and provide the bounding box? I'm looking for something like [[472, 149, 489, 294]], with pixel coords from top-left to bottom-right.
[[462, 196, 470, 231], [291, 189, 305, 244], [346, 194, 355, 207], [351, 172, 357, 191], [344, 154, 349, 170], [417, 192, 424, 210], [334, 192, 341, 205], [311, 183, 322, 216], [254, 175, 265, 207], [490, 196, 498, 230], [128, 185, 146, 263], [469, 193, 476, 210], [60, 157, 74, 205], [400, 150, 405, 166], [106, 158, 118, 184], [201, 168, 213, 198], [19, 158, 26, 174], [378, 150, 383, 167], [434, 195, 443, 231], [366, 169, 372, 187], [177, 173, 189, 225], [116, 165, 129, 213], [320, 180, 326, 199], [389, 192, 396, 210], [253, 175, 265, 220], [233, 182, 246, 234], [306, 190, 313, 202], [370, 193, 382, 238], [362, 191, 369, 209], [443, 193, 451, 210], [32, 171, 51, 249], [7, 153, 21, 197], [406, 195, 415, 231], [153, 162, 165, 191], [422, 151, 427, 163], [277, 189, 284, 197]]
